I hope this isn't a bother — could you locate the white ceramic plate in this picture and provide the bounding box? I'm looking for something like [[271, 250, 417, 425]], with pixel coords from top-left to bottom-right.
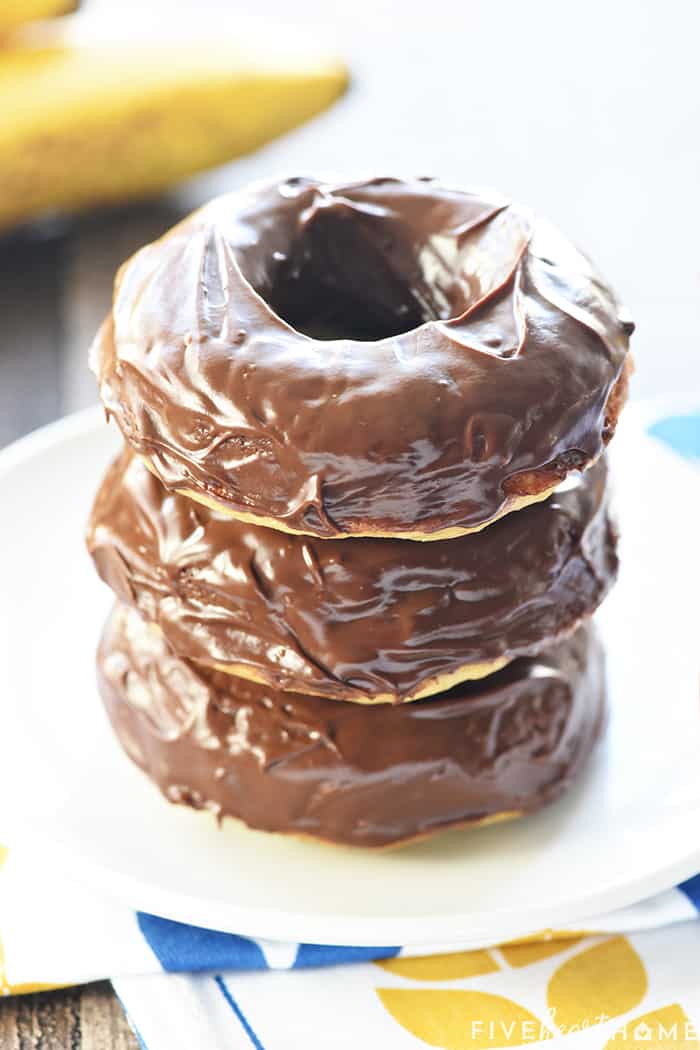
[[0, 404, 698, 947]]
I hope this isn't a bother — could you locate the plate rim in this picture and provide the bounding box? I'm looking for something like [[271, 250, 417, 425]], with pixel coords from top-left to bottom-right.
[[3, 806, 700, 948]]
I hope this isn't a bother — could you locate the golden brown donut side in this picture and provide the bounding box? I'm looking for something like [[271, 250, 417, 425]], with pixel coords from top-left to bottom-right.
[[172, 481, 558, 541], [92, 176, 633, 540], [87, 451, 617, 703], [98, 604, 606, 849]]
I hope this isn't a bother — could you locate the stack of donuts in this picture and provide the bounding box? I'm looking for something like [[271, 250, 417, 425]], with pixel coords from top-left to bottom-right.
[[87, 177, 633, 848]]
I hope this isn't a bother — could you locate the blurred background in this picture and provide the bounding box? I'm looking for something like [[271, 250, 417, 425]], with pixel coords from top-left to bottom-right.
[[1, 0, 699, 449]]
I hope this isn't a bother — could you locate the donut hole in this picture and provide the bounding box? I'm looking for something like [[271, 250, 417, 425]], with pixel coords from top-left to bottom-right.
[[236, 185, 487, 342], [254, 217, 440, 341], [267, 262, 428, 341], [265, 246, 437, 340]]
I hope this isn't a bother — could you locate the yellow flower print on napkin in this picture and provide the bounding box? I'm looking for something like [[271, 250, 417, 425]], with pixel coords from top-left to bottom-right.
[[375, 934, 656, 1047], [546, 936, 647, 1029], [377, 988, 550, 1048]]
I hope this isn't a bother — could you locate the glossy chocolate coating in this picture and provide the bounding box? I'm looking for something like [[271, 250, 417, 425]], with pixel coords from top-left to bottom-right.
[[88, 451, 617, 701], [92, 176, 633, 538], [99, 604, 606, 848]]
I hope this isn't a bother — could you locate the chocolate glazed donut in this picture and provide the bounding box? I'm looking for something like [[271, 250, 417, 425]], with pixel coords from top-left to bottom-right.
[[92, 176, 633, 541], [99, 604, 606, 849], [88, 451, 617, 703]]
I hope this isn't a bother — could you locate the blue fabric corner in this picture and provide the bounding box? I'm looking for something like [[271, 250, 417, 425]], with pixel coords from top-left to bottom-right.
[[137, 911, 400, 973], [647, 413, 700, 462], [678, 873, 700, 913], [293, 943, 400, 968], [137, 913, 268, 973]]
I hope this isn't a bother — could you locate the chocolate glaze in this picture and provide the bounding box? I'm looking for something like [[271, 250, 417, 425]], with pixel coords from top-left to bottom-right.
[[88, 451, 616, 701], [99, 604, 606, 848], [92, 176, 633, 538]]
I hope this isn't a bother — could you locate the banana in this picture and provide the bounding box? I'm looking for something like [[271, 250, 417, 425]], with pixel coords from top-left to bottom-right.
[[0, 1, 76, 33], [0, 16, 348, 230]]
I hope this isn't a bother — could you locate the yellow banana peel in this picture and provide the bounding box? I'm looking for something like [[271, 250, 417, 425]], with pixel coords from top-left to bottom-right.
[[0, 17, 348, 230], [0, 0, 76, 33]]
